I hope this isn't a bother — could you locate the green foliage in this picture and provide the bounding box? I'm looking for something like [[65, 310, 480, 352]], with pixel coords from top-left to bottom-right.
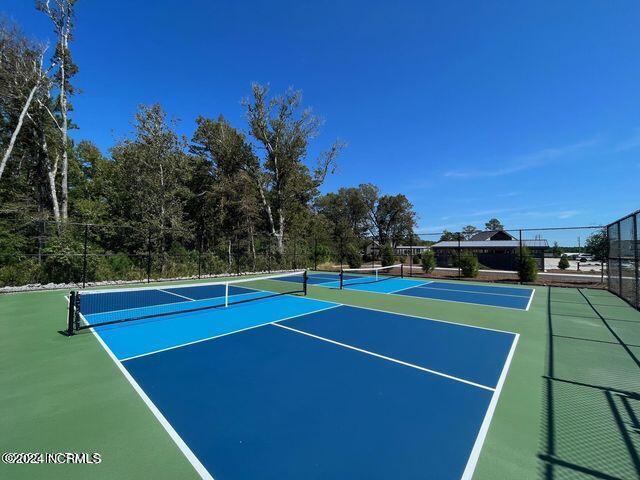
[[344, 243, 362, 268], [381, 243, 395, 267], [585, 229, 608, 262], [485, 218, 504, 231], [421, 250, 436, 273], [551, 242, 562, 258], [462, 225, 478, 239], [439, 230, 460, 241], [558, 254, 570, 270], [459, 252, 479, 278], [518, 247, 538, 282]]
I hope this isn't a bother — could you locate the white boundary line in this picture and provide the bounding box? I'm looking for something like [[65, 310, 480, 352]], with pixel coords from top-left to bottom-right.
[[410, 284, 533, 299], [525, 289, 536, 311], [63, 298, 214, 480], [120, 304, 342, 362], [273, 323, 495, 392], [387, 289, 530, 312], [332, 302, 517, 336], [460, 333, 520, 480]]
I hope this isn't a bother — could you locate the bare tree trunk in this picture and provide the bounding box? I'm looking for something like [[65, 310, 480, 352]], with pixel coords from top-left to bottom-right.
[[59, 27, 69, 220], [248, 223, 256, 271], [0, 84, 38, 181], [41, 129, 60, 223]]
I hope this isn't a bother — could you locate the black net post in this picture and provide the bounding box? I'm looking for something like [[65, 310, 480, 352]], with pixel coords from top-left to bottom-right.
[[82, 224, 89, 288], [146, 228, 152, 283], [339, 269, 344, 290], [303, 270, 308, 295], [400, 263, 404, 278], [66, 291, 77, 336]]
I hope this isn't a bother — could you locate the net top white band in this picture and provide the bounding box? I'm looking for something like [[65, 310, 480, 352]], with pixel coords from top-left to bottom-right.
[[77, 270, 307, 296], [341, 264, 403, 274]]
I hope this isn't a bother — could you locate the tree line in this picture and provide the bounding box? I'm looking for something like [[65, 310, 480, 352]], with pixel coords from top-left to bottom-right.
[[0, 3, 417, 286]]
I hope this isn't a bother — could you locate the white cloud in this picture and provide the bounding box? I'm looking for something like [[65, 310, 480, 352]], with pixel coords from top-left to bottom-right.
[[443, 138, 600, 179]]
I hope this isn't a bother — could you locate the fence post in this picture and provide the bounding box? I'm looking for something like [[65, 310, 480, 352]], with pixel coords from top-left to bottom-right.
[[267, 240, 272, 273], [293, 238, 297, 270], [313, 236, 318, 271], [82, 224, 89, 288], [146, 228, 152, 283], [635, 214, 639, 309], [457, 234, 461, 279], [519, 229, 523, 285], [197, 233, 202, 279], [409, 244, 413, 277]]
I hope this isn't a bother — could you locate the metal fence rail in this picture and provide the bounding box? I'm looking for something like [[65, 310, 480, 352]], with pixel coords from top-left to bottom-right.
[[607, 209, 639, 309]]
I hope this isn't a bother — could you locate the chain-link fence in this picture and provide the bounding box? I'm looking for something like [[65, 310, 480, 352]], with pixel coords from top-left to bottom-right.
[[0, 219, 338, 288], [607, 209, 639, 309]]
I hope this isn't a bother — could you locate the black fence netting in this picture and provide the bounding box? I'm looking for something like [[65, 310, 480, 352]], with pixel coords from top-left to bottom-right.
[[607, 210, 639, 309], [0, 219, 338, 288]]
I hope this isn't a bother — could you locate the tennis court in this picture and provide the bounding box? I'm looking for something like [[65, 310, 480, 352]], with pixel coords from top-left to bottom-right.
[[68, 271, 519, 479], [292, 267, 535, 310]]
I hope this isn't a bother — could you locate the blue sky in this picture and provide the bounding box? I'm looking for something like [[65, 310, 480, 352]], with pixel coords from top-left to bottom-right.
[[4, 0, 639, 244]]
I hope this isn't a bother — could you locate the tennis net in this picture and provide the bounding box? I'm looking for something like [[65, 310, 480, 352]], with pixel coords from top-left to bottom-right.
[[66, 270, 308, 335], [339, 264, 403, 289]]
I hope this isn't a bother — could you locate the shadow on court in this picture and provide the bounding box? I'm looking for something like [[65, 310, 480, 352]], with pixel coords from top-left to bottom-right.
[[539, 287, 640, 480]]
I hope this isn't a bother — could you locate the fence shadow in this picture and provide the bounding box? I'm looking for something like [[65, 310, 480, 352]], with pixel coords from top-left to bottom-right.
[[539, 287, 640, 479]]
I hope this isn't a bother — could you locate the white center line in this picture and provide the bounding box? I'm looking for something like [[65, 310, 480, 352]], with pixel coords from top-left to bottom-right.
[[159, 289, 196, 301], [273, 323, 495, 392]]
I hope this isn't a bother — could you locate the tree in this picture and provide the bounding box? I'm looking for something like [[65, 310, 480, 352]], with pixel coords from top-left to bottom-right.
[[462, 225, 478, 239], [585, 229, 608, 262], [243, 84, 343, 254], [558, 254, 569, 270], [439, 230, 461, 241], [109, 104, 193, 251], [459, 252, 479, 277], [190, 115, 261, 259], [0, 18, 52, 182], [359, 183, 416, 248], [37, 0, 80, 221], [485, 218, 504, 231], [421, 249, 436, 273], [551, 241, 562, 258], [518, 247, 538, 282], [380, 242, 395, 266]]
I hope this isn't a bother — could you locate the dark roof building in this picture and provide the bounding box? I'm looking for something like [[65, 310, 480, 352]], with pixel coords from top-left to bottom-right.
[[431, 230, 549, 271]]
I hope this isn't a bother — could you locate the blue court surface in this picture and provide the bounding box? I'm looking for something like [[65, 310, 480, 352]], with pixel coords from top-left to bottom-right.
[[82, 283, 519, 479], [295, 272, 535, 310]]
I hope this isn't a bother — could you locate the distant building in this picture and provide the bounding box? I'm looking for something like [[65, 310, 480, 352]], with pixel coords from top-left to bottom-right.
[[431, 230, 549, 271], [364, 241, 430, 257]]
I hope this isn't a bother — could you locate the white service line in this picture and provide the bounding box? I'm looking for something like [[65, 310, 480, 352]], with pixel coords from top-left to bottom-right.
[[273, 323, 495, 392], [120, 304, 343, 362], [460, 334, 520, 480], [525, 289, 536, 311], [388, 280, 434, 294], [159, 289, 196, 301]]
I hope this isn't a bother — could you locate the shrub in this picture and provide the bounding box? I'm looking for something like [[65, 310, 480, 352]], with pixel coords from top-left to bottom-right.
[[459, 253, 479, 278], [558, 254, 570, 270], [518, 247, 538, 282], [381, 243, 395, 267], [344, 243, 362, 268], [421, 250, 436, 273]]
